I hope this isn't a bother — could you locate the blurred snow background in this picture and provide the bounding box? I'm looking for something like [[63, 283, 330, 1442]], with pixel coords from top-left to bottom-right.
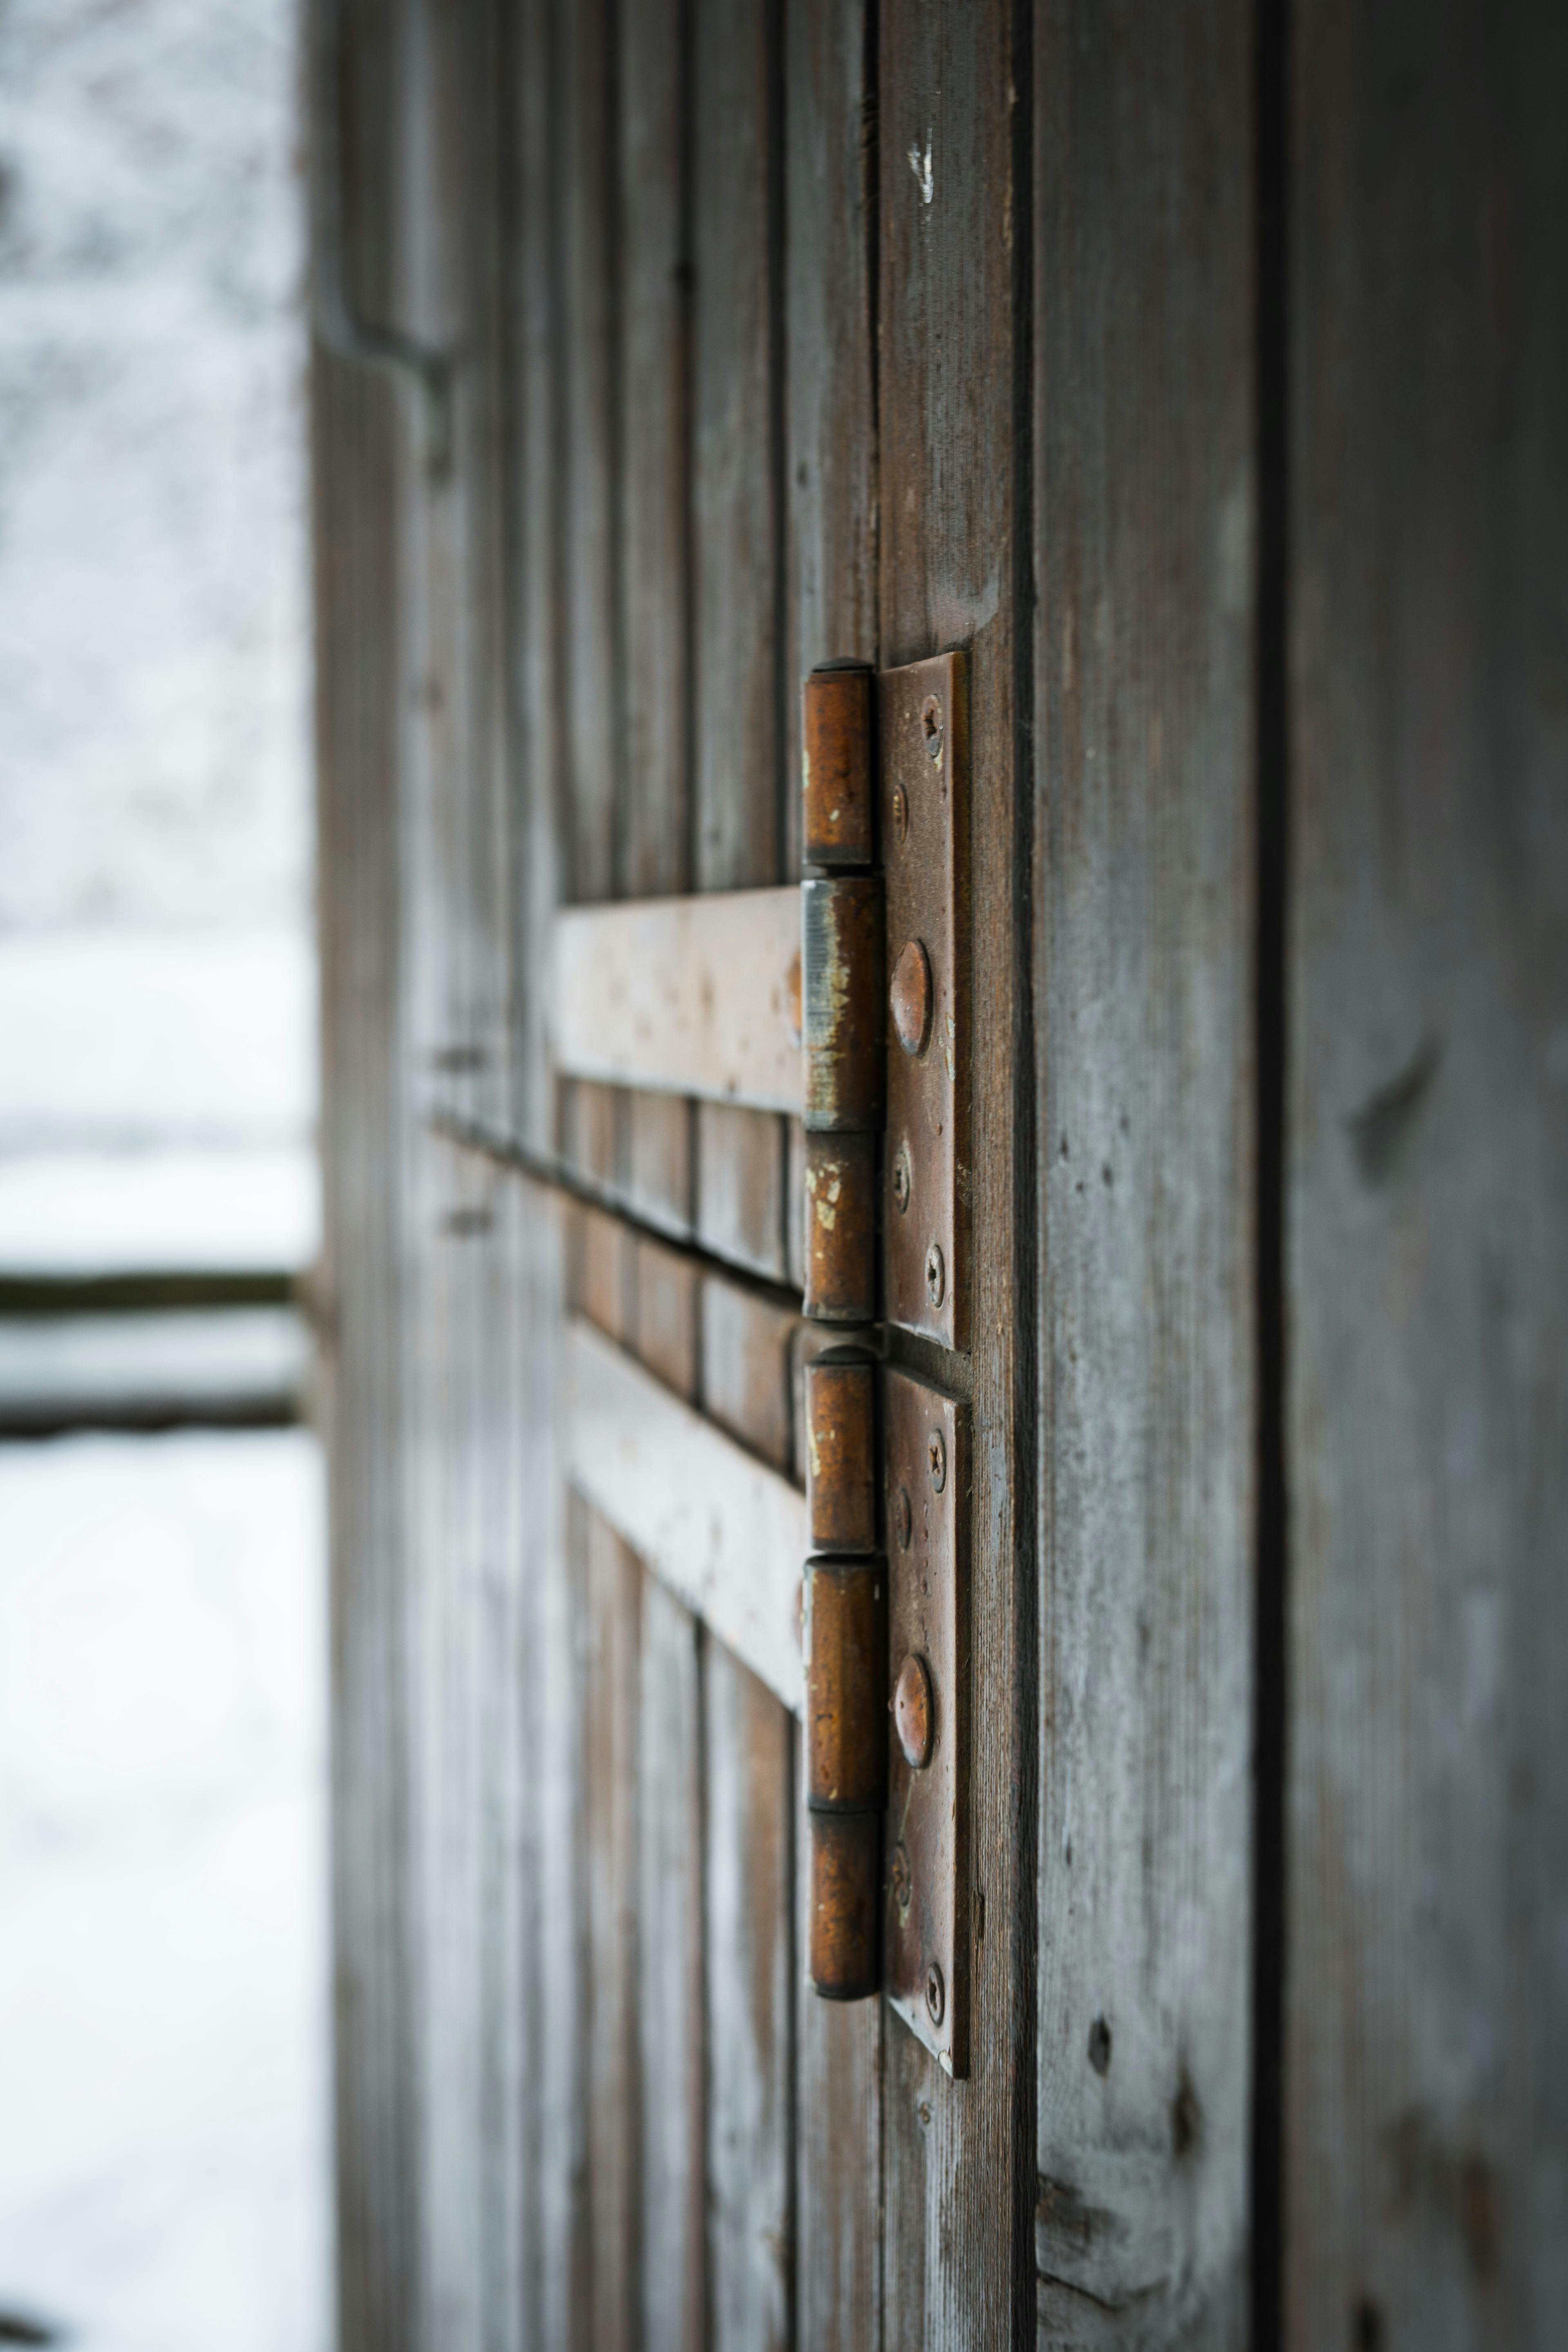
[[0, 0, 328, 2344]]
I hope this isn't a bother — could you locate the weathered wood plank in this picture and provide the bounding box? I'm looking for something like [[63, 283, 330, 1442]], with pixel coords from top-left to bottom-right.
[[877, 1, 1030, 2341], [554, 0, 621, 1224], [1032, 3, 1257, 2344], [312, 2, 423, 2341], [497, 2, 582, 2325], [696, 1100, 792, 1285], [784, 0, 878, 851], [630, 1235, 706, 2352], [557, 0, 617, 911], [411, 1138, 495, 2352], [699, 1225, 798, 2351], [552, 888, 803, 1111], [691, 0, 778, 893], [619, 0, 694, 1238], [637, 1577, 707, 2351], [690, 0, 790, 1288], [584, 1506, 642, 2352], [404, 0, 512, 1140], [704, 1646, 796, 2352], [505, 0, 563, 1158], [1287, 2, 1568, 2345], [566, 1314, 806, 1714]]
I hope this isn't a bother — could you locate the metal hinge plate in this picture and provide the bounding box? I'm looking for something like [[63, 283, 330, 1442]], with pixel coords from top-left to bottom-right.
[[880, 653, 969, 1351], [884, 1363, 969, 2074]]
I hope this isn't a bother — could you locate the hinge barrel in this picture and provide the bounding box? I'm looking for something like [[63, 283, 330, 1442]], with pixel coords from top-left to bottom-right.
[[803, 1347, 885, 2000], [801, 663, 881, 1325]]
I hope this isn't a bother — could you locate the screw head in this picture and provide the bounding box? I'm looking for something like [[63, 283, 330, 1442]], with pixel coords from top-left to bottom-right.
[[890, 938, 933, 1058], [925, 1960, 946, 2026], [924, 1240, 945, 1307], [891, 1140, 912, 1215], [892, 1482, 913, 1549], [894, 1652, 935, 1769], [921, 695, 944, 764], [891, 781, 910, 842], [927, 1428, 946, 1494]]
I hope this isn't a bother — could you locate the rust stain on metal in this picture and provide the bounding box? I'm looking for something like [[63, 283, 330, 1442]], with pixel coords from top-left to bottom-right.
[[802, 1130, 877, 1323], [802, 875, 884, 1133], [805, 1351, 878, 1553], [893, 1651, 934, 1769], [805, 1552, 885, 2004], [890, 936, 933, 1058], [802, 663, 874, 869], [804, 1558, 885, 1810], [807, 1810, 879, 2001]]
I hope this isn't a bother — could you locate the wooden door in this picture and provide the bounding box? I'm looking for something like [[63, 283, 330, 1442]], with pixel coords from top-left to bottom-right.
[[313, 0, 1567, 2346], [317, 2, 1034, 2342]]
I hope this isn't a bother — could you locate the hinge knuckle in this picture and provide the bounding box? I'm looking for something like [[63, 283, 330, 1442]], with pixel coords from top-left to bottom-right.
[[801, 663, 875, 868], [803, 1558, 885, 2001], [805, 1349, 877, 1553], [801, 875, 884, 1133]]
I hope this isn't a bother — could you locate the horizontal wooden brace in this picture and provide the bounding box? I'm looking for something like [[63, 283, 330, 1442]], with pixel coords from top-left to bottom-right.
[[564, 1314, 806, 1712], [552, 887, 803, 1112]]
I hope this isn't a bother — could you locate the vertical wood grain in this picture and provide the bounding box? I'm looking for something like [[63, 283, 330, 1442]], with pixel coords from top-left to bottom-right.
[[1287, 2, 1568, 2344], [690, 0, 791, 1286], [877, 2, 1031, 2341], [631, 1236, 707, 2352], [704, 1646, 796, 2352], [620, 0, 696, 1239], [313, 4, 423, 2341], [784, 5, 883, 2338], [701, 1276, 797, 2350], [1031, 4, 1257, 2345], [555, 0, 621, 1194], [584, 1507, 643, 2352], [506, 0, 562, 1156], [686, 13, 799, 2323]]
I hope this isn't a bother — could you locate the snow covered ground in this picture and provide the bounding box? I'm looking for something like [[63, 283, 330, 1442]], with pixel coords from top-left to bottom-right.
[[0, 1433, 331, 2352], [0, 0, 329, 2342]]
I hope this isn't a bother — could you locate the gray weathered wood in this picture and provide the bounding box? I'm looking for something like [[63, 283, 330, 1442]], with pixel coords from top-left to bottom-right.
[[1287, 3, 1568, 2345], [1032, 4, 1258, 2344], [690, 0, 791, 1288], [704, 1649, 796, 2352], [700, 1260, 799, 2351], [552, 887, 803, 1111], [620, 0, 695, 1240], [629, 1234, 706, 2352], [877, 3, 1031, 2341], [313, 3, 426, 2340], [566, 1313, 807, 1714], [584, 1505, 641, 2352]]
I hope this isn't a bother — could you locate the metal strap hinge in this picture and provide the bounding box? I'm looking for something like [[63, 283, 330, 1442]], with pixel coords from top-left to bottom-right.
[[800, 658, 970, 2075]]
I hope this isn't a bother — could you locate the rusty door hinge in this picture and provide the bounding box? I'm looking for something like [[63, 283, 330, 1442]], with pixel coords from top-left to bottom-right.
[[800, 658, 971, 2073]]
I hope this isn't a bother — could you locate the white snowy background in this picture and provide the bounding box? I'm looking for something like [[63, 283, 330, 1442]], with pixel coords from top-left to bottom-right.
[[0, 0, 328, 2343]]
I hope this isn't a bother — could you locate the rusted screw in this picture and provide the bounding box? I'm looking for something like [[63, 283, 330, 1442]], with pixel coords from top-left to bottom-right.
[[890, 938, 933, 1058], [891, 781, 910, 842], [892, 1482, 913, 1550], [921, 694, 944, 763], [925, 1240, 945, 1307], [925, 1960, 946, 2027], [892, 1140, 913, 1215], [928, 1428, 946, 1494], [894, 1652, 934, 1770]]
